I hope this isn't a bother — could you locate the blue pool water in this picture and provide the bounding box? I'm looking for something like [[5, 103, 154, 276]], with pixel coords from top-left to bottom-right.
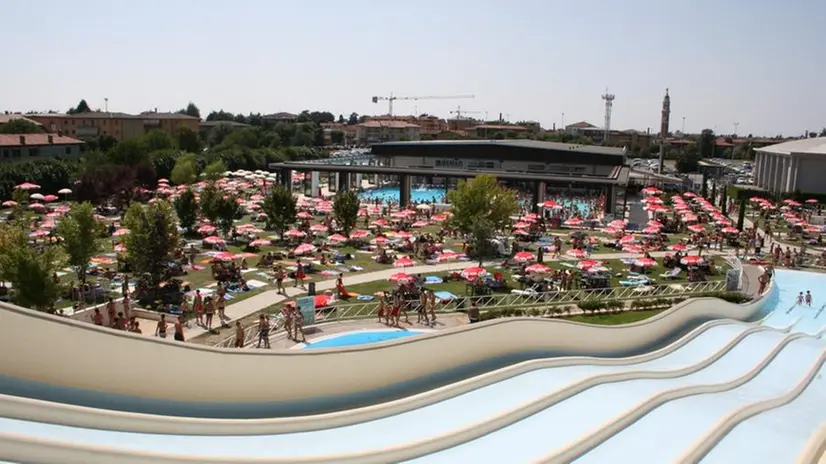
[[359, 186, 446, 204], [302, 329, 427, 349]]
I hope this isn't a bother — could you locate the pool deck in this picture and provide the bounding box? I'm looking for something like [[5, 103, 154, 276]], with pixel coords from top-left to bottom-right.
[[253, 314, 471, 350]]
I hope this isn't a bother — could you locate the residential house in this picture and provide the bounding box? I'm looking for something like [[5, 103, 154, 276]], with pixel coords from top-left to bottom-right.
[[0, 133, 84, 162]]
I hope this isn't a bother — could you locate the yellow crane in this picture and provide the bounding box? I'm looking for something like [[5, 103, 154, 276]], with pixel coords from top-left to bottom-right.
[[371, 93, 474, 117]]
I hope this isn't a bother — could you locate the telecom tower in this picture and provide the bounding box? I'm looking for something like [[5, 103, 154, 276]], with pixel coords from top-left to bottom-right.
[[658, 88, 671, 174], [602, 89, 615, 143]]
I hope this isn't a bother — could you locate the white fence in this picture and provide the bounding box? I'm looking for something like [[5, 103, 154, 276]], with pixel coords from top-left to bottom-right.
[[212, 279, 728, 348]]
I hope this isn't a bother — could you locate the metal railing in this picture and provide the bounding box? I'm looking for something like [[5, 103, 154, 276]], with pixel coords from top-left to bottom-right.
[[212, 279, 728, 348], [723, 253, 745, 291]]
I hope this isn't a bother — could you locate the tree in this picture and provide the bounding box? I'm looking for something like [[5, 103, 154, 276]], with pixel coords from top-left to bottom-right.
[[330, 130, 344, 145], [214, 194, 243, 237], [467, 218, 497, 266], [122, 200, 180, 294], [202, 159, 227, 181], [698, 129, 716, 159], [173, 188, 199, 234], [676, 144, 701, 173], [67, 99, 91, 114], [447, 174, 518, 235], [736, 197, 747, 230], [178, 102, 201, 118], [333, 190, 360, 237], [143, 130, 175, 152], [199, 182, 222, 225], [57, 202, 103, 287], [262, 185, 297, 238], [170, 155, 198, 185], [347, 113, 359, 125], [0, 119, 45, 134], [0, 223, 64, 312], [176, 127, 202, 153], [820, 128, 826, 137]]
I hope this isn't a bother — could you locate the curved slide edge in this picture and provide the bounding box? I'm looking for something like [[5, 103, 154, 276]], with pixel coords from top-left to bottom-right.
[[0, 327, 791, 463], [0, 281, 774, 414], [0, 318, 761, 435], [795, 424, 826, 464], [677, 354, 826, 463], [538, 333, 816, 463]]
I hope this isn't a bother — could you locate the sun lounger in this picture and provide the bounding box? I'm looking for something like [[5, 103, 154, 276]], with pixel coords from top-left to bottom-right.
[[424, 276, 443, 284], [433, 291, 457, 302], [659, 268, 681, 280]]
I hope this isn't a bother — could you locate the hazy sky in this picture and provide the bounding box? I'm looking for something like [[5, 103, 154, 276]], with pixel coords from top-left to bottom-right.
[[2, 0, 824, 136]]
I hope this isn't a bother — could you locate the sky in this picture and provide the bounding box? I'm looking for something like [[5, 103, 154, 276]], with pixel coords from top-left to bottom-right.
[[2, 0, 825, 137]]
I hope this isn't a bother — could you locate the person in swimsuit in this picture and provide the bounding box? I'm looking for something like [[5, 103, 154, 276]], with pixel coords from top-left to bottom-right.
[[234, 321, 245, 348], [294, 260, 305, 288], [274, 265, 285, 294], [204, 296, 215, 330], [129, 320, 142, 334], [105, 297, 116, 327], [121, 294, 131, 320], [797, 292, 805, 305], [216, 287, 227, 326], [428, 290, 437, 323], [292, 307, 305, 342], [155, 314, 168, 338], [256, 314, 270, 348], [114, 312, 127, 330], [194, 290, 204, 326], [180, 297, 191, 328], [174, 317, 185, 342], [805, 291, 813, 307], [92, 308, 104, 326], [377, 295, 387, 324]]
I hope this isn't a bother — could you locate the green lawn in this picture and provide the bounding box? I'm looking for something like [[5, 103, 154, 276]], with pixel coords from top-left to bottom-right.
[[564, 309, 665, 325]]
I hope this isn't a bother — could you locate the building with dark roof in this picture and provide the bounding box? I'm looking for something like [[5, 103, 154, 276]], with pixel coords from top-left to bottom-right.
[[0, 134, 84, 162], [27, 111, 200, 142]]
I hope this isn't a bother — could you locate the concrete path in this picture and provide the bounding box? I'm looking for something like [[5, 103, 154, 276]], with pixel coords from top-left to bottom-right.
[[183, 249, 729, 340]]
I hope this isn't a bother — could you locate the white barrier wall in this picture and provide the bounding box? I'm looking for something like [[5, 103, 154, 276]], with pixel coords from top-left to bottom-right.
[[0, 287, 772, 408]]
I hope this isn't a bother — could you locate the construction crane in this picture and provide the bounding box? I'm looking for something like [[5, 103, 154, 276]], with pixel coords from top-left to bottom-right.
[[371, 93, 474, 117], [450, 106, 486, 121]]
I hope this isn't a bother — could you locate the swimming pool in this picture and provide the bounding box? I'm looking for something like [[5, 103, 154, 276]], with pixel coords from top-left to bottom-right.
[[546, 197, 594, 216], [360, 186, 446, 204], [301, 329, 428, 349]]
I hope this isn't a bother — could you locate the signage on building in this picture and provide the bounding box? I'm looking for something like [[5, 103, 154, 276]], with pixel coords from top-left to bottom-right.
[[434, 159, 464, 168], [297, 296, 316, 326]]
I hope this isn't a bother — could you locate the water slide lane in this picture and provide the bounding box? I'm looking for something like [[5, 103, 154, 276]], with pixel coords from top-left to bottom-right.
[[699, 360, 826, 463], [572, 337, 825, 464], [0, 323, 752, 459], [401, 329, 791, 464]]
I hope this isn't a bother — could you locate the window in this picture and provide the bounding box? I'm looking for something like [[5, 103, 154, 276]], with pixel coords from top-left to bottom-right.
[[65, 147, 72, 155], [29, 148, 40, 157], [12, 149, 21, 158], [2, 149, 8, 158]]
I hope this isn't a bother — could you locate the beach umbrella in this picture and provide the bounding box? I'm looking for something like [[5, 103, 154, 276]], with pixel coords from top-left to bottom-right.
[[2, 200, 17, 207], [203, 235, 224, 245], [285, 229, 306, 238], [667, 244, 688, 252], [393, 257, 417, 268], [294, 243, 316, 255], [525, 263, 550, 274], [622, 245, 644, 254], [327, 234, 348, 244], [350, 230, 370, 239], [687, 224, 705, 233], [721, 226, 739, 234], [411, 221, 429, 228], [680, 255, 705, 266], [197, 224, 216, 234], [460, 267, 487, 280], [564, 217, 583, 226], [389, 272, 414, 284], [566, 249, 586, 259], [43, 194, 59, 203], [112, 228, 130, 237], [249, 239, 270, 247], [436, 251, 462, 262], [634, 257, 657, 268], [619, 234, 637, 244], [29, 203, 46, 211], [15, 182, 40, 190], [576, 259, 602, 270], [212, 252, 235, 262], [370, 236, 389, 246], [309, 224, 329, 233], [29, 193, 45, 201], [540, 200, 559, 208], [58, 188, 72, 195], [513, 251, 535, 263]]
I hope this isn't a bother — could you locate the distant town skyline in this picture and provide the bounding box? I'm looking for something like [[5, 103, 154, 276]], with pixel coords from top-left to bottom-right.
[[1, 0, 824, 137]]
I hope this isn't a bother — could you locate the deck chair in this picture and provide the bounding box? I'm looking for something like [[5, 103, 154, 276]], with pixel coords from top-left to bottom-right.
[[659, 268, 681, 280]]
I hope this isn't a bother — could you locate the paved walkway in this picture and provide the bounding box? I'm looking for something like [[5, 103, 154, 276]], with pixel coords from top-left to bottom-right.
[[183, 248, 730, 341]]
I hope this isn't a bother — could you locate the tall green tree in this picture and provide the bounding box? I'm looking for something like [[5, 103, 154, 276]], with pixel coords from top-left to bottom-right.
[[698, 129, 716, 159], [215, 194, 243, 237], [170, 155, 198, 185], [57, 202, 103, 286], [333, 190, 360, 237], [67, 99, 91, 114], [467, 218, 497, 266], [202, 159, 227, 181], [178, 102, 201, 118], [199, 182, 222, 225], [176, 127, 202, 153], [447, 174, 518, 234], [262, 185, 297, 238], [143, 130, 175, 152], [122, 200, 180, 292], [0, 224, 64, 312], [173, 188, 199, 234]]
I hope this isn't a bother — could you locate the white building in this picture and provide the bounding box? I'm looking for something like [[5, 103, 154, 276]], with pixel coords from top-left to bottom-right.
[[356, 120, 421, 144], [753, 138, 826, 194]]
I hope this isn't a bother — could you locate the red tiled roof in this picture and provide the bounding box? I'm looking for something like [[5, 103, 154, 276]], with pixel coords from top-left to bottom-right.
[[567, 121, 596, 128], [358, 120, 420, 128], [0, 133, 84, 147], [0, 115, 42, 126]]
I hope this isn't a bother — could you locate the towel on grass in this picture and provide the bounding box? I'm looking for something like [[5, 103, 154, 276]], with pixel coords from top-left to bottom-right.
[[424, 276, 443, 284], [434, 291, 457, 302], [246, 279, 267, 289]]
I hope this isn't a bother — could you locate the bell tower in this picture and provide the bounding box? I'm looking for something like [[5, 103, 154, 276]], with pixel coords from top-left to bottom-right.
[[658, 88, 671, 174]]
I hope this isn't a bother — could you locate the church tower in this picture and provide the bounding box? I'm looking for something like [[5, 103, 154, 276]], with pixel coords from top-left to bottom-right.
[[658, 88, 670, 174]]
